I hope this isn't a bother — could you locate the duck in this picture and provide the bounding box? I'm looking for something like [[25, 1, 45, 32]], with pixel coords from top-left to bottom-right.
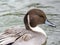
[[0, 9, 56, 45]]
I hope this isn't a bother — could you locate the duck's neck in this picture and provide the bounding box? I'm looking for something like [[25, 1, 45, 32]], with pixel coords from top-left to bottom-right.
[[26, 15, 47, 37], [30, 25, 47, 37]]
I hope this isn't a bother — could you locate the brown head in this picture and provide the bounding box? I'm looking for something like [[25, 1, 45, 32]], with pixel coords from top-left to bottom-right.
[[24, 9, 56, 30]]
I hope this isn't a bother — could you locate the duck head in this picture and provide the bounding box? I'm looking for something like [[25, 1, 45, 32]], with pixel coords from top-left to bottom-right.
[[24, 9, 56, 30]]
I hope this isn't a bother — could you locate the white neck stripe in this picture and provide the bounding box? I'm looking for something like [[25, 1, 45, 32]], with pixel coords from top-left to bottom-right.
[[27, 15, 47, 37]]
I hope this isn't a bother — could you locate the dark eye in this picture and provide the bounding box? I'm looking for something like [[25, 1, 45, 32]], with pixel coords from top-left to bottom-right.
[[35, 14, 43, 18], [39, 15, 43, 17], [37, 15, 43, 18]]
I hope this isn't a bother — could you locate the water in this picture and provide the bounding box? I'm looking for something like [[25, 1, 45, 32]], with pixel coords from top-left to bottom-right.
[[0, 0, 60, 45]]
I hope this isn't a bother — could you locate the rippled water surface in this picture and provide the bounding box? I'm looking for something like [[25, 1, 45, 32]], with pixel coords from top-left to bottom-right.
[[0, 0, 60, 45]]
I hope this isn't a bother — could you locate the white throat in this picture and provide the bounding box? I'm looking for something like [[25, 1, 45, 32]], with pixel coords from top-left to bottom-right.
[[27, 15, 47, 37]]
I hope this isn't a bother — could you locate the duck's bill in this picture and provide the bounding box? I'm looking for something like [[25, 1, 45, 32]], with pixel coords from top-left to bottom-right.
[[45, 19, 56, 27]]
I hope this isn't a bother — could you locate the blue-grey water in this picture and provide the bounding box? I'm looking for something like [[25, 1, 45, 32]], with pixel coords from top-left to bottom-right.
[[0, 0, 60, 45]]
